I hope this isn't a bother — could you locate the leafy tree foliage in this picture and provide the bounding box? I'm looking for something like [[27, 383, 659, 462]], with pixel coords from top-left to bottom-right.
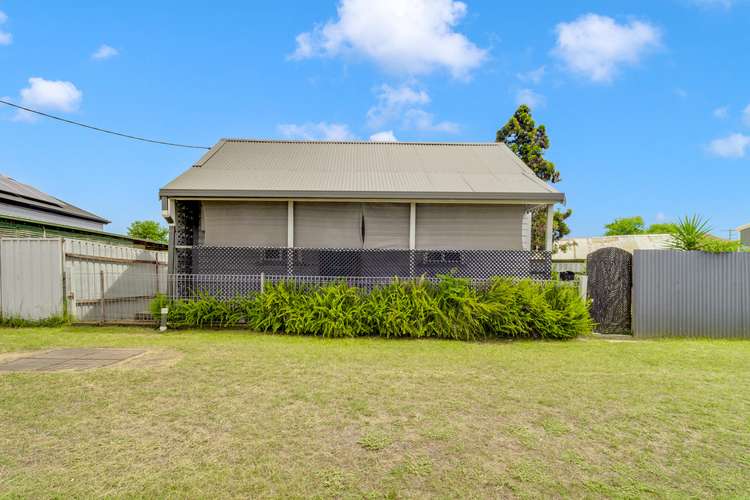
[[604, 216, 679, 236], [127, 220, 168, 243], [553, 208, 573, 240], [496, 105, 569, 249], [646, 223, 678, 234], [605, 216, 646, 236], [496, 105, 560, 182]]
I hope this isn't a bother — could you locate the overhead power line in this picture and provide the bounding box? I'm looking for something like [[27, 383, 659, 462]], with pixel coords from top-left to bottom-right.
[[0, 99, 211, 150]]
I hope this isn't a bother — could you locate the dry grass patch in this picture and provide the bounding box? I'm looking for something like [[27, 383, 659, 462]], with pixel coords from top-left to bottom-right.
[[0, 326, 749, 497]]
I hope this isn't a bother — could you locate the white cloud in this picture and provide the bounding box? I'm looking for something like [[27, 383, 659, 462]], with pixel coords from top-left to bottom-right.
[[674, 88, 688, 99], [365, 83, 457, 134], [289, 0, 487, 79], [743, 104, 750, 126], [369, 130, 398, 142], [713, 106, 729, 119], [517, 66, 545, 84], [366, 84, 430, 128], [516, 88, 545, 109], [91, 44, 119, 60], [708, 133, 750, 158], [655, 212, 669, 222], [278, 122, 356, 141], [13, 77, 83, 122], [690, 0, 736, 8], [403, 109, 459, 133], [0, 10, 12, 46], [553, 14, 661, 83]]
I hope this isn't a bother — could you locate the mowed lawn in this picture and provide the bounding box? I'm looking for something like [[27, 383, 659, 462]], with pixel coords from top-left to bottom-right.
[[1, 328, 749, 498]]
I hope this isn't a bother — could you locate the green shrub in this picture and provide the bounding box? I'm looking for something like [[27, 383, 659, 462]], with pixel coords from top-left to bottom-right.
[[150, 293, 171, 320], [366, 278, 443, 338], [0, 315, 67, 328], [698, 239, 746, 254], [151, 275, 594, 340]]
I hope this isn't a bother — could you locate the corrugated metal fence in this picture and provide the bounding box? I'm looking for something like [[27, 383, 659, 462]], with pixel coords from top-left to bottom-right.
[[0, 239, 64, 319], [0, 238, 166, 322], [633, 250, 750, 338]]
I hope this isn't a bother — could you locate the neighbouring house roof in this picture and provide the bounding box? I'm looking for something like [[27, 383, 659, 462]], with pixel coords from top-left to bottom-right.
[[159, 139, 564, 202], [0, 214, 167, 250], [553, 234, 674, 261], [0, 174, 110, 225], [737, 223, 750, 232]]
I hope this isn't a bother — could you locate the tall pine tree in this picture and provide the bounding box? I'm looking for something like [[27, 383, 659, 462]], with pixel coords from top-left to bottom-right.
[[496, 105, 570, 249]]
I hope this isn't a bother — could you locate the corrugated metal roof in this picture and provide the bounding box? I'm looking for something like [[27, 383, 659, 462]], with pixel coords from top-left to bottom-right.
[[160, 139, 564, 202], [553, 234, 673, 261], [0, 174, 109, 224], [0, 214, 167, 250]]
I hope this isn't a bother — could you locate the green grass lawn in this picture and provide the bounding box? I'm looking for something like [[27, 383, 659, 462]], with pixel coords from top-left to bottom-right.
[[1, 327, 749, 498]]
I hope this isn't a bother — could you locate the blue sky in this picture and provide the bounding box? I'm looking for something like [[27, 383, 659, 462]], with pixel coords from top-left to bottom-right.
[[1, 0, 748, 237]]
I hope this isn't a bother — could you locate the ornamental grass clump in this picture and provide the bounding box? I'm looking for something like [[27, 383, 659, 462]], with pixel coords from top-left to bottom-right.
[[153, 274, 594, 340]]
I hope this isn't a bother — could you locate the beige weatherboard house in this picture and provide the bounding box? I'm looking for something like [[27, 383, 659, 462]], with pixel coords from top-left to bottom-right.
[[160, 139, 564, 279], [738, 223, 750, 247]]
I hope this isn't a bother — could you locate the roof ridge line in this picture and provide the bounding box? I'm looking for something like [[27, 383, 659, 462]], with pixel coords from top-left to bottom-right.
[[219, 138, 501, 146]]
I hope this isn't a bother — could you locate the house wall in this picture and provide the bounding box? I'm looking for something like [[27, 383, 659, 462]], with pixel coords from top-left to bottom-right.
[[201, 201, 287, 246], [181, 200, 527, 251], [741, 227, 750, 247], [415, 204, 527, 250]]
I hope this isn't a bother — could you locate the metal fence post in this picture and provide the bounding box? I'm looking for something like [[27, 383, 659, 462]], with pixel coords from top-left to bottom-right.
[[64, 263, 76, 320], [99, 270, 106, 324], [260, 272, 265, 293]]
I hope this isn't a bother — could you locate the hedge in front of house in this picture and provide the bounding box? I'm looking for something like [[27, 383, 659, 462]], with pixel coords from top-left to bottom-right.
[[151, 275, 594, 340]]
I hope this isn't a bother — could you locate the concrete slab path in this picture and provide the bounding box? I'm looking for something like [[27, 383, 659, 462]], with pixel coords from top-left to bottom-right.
[[0, 348, 145, 372]]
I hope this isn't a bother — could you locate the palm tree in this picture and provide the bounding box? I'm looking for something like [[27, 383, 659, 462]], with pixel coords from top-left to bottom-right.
[[668, 215, 711, 251]]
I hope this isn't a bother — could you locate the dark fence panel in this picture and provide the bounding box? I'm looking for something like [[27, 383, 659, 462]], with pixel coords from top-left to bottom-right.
[[184, 246, 551, 280], [587, 247, 632, 334]]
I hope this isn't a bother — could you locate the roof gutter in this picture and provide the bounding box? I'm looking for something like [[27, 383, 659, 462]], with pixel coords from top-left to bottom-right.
[[159, 189, 565, 203]]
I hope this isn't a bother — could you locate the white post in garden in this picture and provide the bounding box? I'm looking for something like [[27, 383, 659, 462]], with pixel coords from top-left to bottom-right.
[[578, 275, 588, 301], [545, 204, 554, 251]]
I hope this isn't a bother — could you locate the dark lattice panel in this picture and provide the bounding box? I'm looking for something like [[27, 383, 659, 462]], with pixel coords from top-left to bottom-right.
[[174, 201, 200, 246], [413, 249, 550, 279], [187, 246, 551, 280], [175, 248, 193, 275]]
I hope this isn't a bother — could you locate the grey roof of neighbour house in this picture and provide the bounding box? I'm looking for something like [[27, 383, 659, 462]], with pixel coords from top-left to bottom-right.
[[160, 139, 564, 202], [0, 174, 110, 224]]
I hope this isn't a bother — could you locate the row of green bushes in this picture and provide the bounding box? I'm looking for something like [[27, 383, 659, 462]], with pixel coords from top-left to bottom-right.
[[152, 275, 594, 340], [0, 315, 67, 328]]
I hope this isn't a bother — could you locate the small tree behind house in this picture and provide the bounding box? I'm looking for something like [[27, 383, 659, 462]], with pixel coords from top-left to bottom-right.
[[496, 105, 570, 249]]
